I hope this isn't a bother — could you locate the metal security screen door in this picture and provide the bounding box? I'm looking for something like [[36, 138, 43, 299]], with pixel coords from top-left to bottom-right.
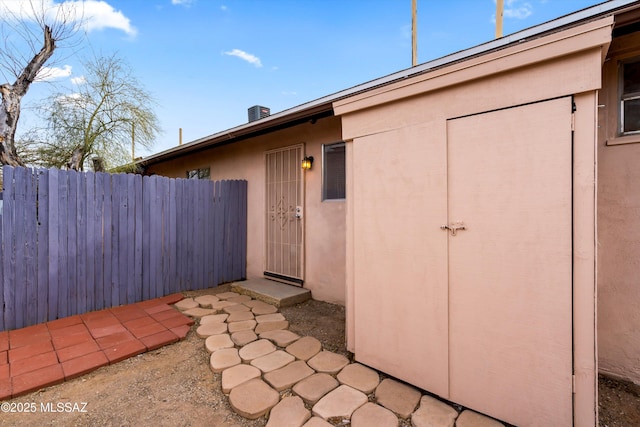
[[265, 145, 304, 284]]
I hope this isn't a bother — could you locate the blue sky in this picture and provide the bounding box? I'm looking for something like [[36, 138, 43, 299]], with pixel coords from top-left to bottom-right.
[[3, 0, 609, 159]]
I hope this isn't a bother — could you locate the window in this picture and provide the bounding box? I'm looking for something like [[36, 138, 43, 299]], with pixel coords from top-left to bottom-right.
[[323, 143, 345, 200], [186, 167, 210, 179], [620, 59, 640, 135]]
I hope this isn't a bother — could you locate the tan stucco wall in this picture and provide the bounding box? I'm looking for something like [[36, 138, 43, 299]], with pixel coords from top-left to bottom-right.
[[336, 18, 610, 427], [597, 31, 640, 385], [145, 116, 346, 305]]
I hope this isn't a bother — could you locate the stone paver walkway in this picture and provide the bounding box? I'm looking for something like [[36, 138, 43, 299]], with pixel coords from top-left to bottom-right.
[[0, 293, 192, 400], [176, 291, 506, 427]]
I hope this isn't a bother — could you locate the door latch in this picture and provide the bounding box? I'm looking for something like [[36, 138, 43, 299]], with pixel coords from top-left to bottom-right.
[[295, 206, 303, 219], [440, 222, 466, 236]]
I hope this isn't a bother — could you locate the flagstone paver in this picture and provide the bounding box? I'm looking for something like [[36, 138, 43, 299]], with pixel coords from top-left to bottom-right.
[[182, 289, 505, 427], [285, 336, 322, 361], [204, 334, 234, 353], [375, 378, 422, 418], [228, 378, 280, 420], [263, 360, 315, 391], [265, 396, 311, 427], [182, 307, 216, 318], [312, 384, 368, 420], [337, 362, 380, 394], [221, 364, 262, 393], [250, 350, 296, 373], [211, 301, 238, 310], [302, 417, 333, 427], [292, 373, 340, 405], [259, 329, 301, 347], [227, 295, 253, 304], [224, 304, 251, 314], [210, 348, 241, 372], [228, 320, 258, 333], [352, 402, 399, 427], [200, 313, 229, 324], [227, 311, 255, 322], [411, 395, 459, 427], [251, 303, 279, 315], [196, 322, 227, 338], [242, 300, 266, 308], [231, 330, 258, 346], [255, 313, 286, 323], [194, 295, 220, 307], [174, 298, 199, 311], [254, 320, 289, 334], [455, 410, 505, 427], [216, 292, 242, 300], [307, 350, 350, 374], [238, 339, 276, 362]]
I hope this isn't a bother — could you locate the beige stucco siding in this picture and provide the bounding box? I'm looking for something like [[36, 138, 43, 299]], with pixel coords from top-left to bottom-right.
[[336, 18, 611, 427], [597, 30, 640, 385], [146, 116, 346, 305]]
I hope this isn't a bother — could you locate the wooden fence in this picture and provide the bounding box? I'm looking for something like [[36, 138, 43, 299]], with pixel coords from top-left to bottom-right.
[[0, 166, 247, 331]]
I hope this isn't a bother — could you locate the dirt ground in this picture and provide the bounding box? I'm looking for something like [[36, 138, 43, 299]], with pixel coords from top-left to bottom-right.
[[1, 284, 638, 427]]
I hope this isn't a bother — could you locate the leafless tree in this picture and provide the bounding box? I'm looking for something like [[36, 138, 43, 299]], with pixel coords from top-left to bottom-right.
[[32, 53, 160, 171], [0, 0, 81, 166]]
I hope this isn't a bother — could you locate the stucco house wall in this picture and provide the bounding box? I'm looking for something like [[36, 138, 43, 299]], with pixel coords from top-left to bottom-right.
[[334, 17, 611, 427], [597, 29, 640, 385], [145, 116, 346, 305]]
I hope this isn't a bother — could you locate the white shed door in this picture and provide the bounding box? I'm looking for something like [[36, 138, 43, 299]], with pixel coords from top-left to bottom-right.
[[446, 97, 573, 426]]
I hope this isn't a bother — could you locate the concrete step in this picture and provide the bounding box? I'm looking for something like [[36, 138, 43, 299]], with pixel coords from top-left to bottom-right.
[[231, 278, 311, 308]]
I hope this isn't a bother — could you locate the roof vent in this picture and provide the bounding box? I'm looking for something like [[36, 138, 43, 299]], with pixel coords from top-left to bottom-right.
[[248, 105, 270, 122]]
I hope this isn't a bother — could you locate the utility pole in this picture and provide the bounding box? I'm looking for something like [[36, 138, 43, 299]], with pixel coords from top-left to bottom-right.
[[412, 0, 418, 66], [496, 0, 504, 38]]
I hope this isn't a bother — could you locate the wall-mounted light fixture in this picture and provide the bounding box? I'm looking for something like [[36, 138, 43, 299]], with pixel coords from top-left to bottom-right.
[[301, 156, 314, 170]]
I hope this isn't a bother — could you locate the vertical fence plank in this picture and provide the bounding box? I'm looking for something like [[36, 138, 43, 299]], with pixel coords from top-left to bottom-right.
[[142, 176, 151, 300], [149, 176, 161, 298], [102, 173, 113, 309], [117, 174, 128, 306], [58, 170, 69, 319], [174, 179, 184, 291], [67, 171, 78, 316], [47, 169, 59, 320], [76, 172, 87, 314], [85, 172, 96, 311], [168, 178, 177, 290], [2, 167, 15, 330], [37, 170, 49, 323], [134, 174, 143, 303], [24, 168, 38, 327], [160, 176, 171, 295], [14, 167, 27, 328], [125, 174, 136, 304]]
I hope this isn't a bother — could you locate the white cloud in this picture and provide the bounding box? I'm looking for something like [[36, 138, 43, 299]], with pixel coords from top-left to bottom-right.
[[0, 0, 137, 36], [224, 49, 263, 68], [221, 5, 228, 11], [36, 64, 72, 81], [80, 1, 137, 36], [493, 0, 533, 20], [71, 75, 86, 85], [171, 0, 193, 6]]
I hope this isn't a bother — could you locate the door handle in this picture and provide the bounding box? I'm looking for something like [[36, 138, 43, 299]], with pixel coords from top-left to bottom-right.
[[440, 222, 466, 236]]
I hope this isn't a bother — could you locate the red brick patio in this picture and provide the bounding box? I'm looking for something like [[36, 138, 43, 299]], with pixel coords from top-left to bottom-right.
[[0, 293, 192, 400]]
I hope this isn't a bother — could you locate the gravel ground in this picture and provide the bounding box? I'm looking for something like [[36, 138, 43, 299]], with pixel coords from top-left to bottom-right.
[[1, 284, 637, 427]]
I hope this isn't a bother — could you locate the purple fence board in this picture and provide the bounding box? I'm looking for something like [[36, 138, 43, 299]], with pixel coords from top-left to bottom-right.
[[24, 169, 38, 326], [0, 166, 246, 331]]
